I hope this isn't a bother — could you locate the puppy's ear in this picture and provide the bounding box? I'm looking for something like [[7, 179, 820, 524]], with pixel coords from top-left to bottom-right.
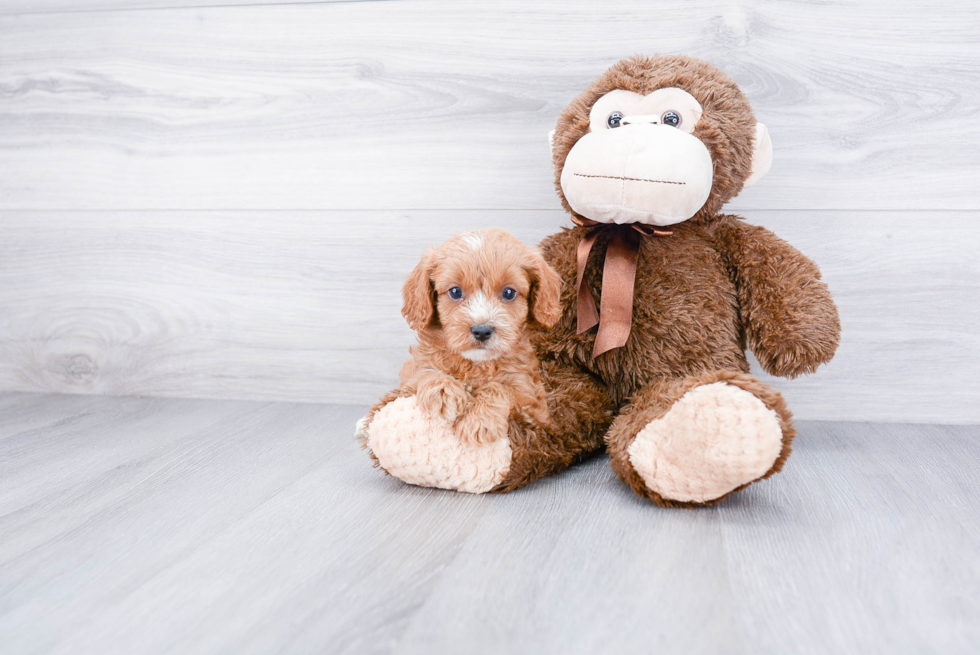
[[525, 249, 562, 329], [402, 249, 437, 331]]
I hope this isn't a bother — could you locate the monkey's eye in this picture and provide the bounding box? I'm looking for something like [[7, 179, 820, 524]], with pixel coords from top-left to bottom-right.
[[606, 111, 624, 129], [448, 287, 464, 300], [501, 287, 517, 301], [661, 110, 682, 128]]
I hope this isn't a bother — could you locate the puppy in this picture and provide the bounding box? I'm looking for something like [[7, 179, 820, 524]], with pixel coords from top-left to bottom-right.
[[364, 228, 562, 445]]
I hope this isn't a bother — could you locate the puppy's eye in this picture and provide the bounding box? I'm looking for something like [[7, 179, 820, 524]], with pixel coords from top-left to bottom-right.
[[661, 110, 681, 127], [447, 287, 463, 300], [501, 287, 517, 301], [607, 111, 624, 129]]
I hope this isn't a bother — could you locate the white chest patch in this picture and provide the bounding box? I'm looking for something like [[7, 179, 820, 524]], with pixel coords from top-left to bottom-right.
[[462, 348, 499, 362]]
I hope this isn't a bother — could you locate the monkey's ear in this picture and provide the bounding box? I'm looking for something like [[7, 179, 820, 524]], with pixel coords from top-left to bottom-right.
[[402, 250, 437, 331], [525, 249, 562, 329], [548, 129, 556, 156], [743, 122, 773, 188]]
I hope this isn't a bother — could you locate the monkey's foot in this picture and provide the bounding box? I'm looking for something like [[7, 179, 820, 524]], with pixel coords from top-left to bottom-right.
[[365, 396, 512, 494], [628, 382, 784, 504]]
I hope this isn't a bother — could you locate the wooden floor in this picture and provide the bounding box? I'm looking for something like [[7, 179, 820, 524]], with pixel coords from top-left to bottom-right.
[[0, 392, 977, 654]]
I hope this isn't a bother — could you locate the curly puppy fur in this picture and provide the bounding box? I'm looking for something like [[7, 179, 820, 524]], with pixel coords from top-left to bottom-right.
[[364, 228, 562, 448], [493, 54, 841, 505]]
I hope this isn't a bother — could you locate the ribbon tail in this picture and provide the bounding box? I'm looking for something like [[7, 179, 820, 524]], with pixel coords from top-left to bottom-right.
[[576, 230, 600, 334], [593, 229, 639, 357]]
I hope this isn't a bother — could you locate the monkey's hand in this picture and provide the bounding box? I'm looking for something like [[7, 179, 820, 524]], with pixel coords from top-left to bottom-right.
[[718, 220, 841, 378]]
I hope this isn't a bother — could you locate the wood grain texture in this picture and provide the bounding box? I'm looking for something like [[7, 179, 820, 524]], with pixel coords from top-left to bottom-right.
[[0, 0, 385, 16], [1, 1, 977, 422], [0, 393, 977, 654], [1, 210, 977, 423], [1, 0, 978, 211]]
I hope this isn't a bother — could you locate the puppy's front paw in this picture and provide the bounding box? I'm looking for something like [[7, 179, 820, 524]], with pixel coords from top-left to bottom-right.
[[525, 401, 551, 428], [455, 407, 509, 446], [416, 375, 469, 421]]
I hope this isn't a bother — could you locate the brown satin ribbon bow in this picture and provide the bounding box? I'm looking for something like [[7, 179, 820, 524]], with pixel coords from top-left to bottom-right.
[[573, 216, 673, 358]]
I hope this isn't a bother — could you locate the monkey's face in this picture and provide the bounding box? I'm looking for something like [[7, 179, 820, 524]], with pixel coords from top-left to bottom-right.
[[560, 88, 713, 226], [552, 56, 773, 227]]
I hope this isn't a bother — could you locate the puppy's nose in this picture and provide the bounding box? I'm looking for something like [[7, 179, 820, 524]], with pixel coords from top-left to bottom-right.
[[470, 323, 494, 342]]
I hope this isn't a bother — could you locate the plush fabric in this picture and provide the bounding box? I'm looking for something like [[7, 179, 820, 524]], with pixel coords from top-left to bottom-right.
[[366, 396, 512, 494], [500, 55, 837, 506], [588, 88, 704, 135], [627, 382, 783, 503], [744, 122, 773, 187], [560, 123, 715, 226], [550, 55, 760, 222]]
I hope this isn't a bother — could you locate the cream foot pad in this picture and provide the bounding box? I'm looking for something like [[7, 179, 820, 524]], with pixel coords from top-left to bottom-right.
[[628, 382, 783, 503], [365, 396, 512, 494]]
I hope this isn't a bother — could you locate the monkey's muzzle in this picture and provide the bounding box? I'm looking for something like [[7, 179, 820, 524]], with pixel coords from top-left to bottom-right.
[[560, 124, 714, 227]]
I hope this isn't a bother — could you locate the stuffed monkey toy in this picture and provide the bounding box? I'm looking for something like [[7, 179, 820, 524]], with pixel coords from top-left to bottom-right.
[[361, 54, 840, 507]]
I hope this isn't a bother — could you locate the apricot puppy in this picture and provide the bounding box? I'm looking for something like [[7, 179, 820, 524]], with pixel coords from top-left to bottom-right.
[[368, 228, 562, 446]]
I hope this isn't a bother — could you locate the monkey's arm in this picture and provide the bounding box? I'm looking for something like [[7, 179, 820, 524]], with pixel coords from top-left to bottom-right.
[[716, 219, 840, 378]]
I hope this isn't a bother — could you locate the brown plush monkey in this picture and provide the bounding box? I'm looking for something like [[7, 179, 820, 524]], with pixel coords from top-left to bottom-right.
[[360, 54, 840, 506]]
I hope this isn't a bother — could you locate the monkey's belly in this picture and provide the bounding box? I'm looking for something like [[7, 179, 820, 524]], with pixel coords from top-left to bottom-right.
[[594, 310, 747, 402]]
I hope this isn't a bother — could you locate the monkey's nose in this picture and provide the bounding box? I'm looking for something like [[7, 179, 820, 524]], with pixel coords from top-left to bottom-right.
[[470, 324, 494, 342]]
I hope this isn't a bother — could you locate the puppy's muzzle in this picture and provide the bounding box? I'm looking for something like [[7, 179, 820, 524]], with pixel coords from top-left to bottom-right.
[[470, 323, 494, 343]]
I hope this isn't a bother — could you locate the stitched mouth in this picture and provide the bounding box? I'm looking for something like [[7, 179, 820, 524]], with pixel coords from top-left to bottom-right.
[[574, 173, 685, 185]]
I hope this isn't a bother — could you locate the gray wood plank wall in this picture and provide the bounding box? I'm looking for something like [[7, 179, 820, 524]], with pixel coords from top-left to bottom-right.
[[1, 0, 978, 422], [0, 1, 360, 15]]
